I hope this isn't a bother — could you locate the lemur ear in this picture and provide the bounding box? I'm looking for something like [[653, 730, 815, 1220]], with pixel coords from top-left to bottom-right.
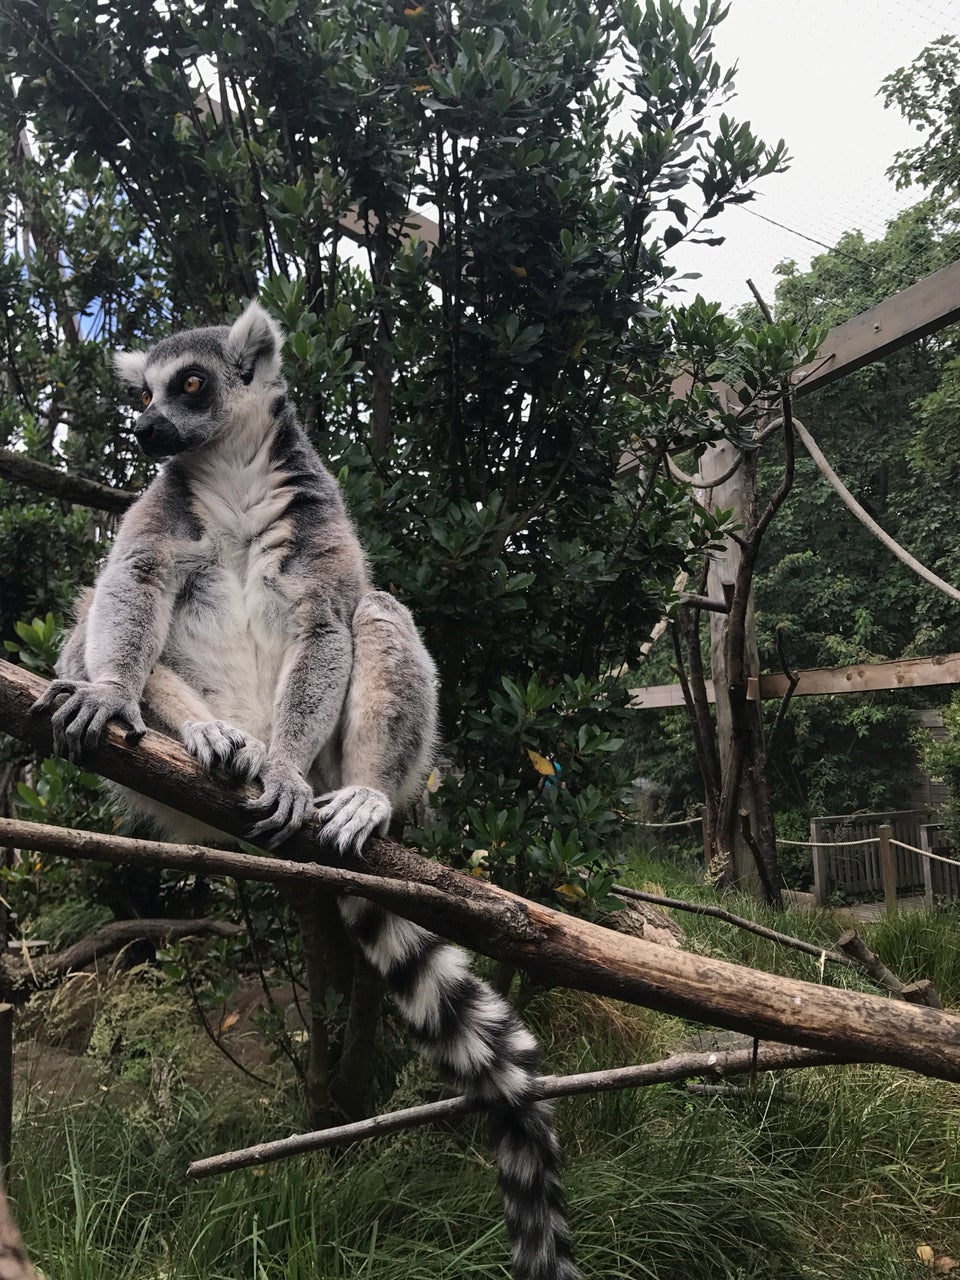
[[226, 300, 284, 384], [113, 349, 148, 388]]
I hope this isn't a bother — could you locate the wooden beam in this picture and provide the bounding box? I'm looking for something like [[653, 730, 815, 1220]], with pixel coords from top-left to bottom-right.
[[630, 681, 711, 709], [630, 652, 960, 709], [792, 258, 960, 398], [618, 258, 960, 477], [759, 652, 960, 698]]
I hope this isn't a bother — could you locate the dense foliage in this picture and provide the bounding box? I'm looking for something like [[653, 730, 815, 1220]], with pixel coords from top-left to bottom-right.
[[0, 0, 795, 910]]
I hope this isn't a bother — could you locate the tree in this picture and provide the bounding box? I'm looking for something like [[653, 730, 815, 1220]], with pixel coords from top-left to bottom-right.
[[0, 0, 794, 1117], [883, 35, 960, 211]]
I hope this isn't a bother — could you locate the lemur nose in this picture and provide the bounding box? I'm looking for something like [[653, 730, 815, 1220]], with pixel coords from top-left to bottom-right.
[[134, 406, 162, 441]]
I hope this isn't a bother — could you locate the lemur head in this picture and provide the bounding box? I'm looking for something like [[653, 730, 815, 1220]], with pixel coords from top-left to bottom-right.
[[113, 301, 285, 459]]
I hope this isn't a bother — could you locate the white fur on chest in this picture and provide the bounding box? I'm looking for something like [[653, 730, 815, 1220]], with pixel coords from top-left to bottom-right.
[[163, 415, 299, 738]]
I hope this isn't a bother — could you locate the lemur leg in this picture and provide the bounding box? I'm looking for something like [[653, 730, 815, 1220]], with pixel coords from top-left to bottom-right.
[[315, 591, 437, 856], [146, 667, 267, 783]]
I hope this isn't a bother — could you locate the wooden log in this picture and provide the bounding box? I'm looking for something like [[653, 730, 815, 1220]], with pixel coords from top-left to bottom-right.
[[6, 659, 960, 1082], [902, 980, 944, 1010]]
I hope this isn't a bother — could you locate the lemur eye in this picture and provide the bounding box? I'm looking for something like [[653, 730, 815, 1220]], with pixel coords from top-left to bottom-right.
[[183, 375, 204, 395], [141, 390, 152, 407]]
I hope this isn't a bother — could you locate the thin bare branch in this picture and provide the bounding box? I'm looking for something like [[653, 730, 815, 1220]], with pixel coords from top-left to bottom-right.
[[611, 883, 853, 968], [187, 1041, 847, 1178]]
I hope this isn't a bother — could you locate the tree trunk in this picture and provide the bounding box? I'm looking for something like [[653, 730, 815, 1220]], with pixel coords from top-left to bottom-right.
[[697, 440, 781, 899]]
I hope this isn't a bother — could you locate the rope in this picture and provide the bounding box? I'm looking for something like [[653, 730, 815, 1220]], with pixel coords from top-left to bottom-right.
[[776, 836, 880, 848], [889, 837, 960, 868], [637, 816, 702, 829]]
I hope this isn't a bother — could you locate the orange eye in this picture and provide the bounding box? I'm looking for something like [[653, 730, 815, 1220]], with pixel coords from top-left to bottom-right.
[[183, 375, 203, 394], [141, 390, 151, 407]]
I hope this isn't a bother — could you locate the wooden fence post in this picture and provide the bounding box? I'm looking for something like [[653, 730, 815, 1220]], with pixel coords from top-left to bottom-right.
[[920, 825, 936, 911], [811, 818, 826, 906], [879, 824, 897, 917]]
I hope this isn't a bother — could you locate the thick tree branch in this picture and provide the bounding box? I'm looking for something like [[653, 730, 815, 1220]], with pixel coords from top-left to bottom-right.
[[5, 661, 960, 1082], [30, 917, 243, 986], [188, 1041, 847, 1178], [0, 450, 137, 513]]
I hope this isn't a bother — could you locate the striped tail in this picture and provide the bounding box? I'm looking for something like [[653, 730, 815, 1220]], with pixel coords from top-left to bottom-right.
[[338, 896, 581, 1280]]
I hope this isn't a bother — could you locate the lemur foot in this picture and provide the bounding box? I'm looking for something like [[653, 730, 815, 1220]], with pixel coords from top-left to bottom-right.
[[314, 786, 391, 857], [242, 758, 314, 849], [181, 720, 267, 782], [31, 679, 147, 762]]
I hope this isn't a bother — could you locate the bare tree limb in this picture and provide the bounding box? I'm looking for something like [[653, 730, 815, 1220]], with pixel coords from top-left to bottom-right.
[[35, 917, 244, 985], [611, 883, 853, 968], [5, 661, 960, 1082], [0, 449, 137, 513], [765, 629, 800, 757], [188, 1040, 846, 1177]]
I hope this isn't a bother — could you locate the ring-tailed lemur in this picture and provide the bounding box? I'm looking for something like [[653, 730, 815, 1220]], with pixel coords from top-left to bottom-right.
[[31, 302, 579, 1280]]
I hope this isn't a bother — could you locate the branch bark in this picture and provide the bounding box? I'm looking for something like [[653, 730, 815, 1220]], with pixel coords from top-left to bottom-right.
[[5, 660, 960, 1082], [30, 917, 243, 986], [188, 1040, 846, 1178], [0, 450, 137, 514]]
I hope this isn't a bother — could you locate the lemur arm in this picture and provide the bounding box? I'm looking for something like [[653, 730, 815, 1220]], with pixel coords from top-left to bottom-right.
[[32, 505, 176, 761]]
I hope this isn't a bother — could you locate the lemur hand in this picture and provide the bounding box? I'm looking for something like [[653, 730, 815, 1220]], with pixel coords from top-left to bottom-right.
[[314, 786, 391, 857], [242, 756, 314, 849], [181, 720, 267, 783], [31, 678, 147, 762]]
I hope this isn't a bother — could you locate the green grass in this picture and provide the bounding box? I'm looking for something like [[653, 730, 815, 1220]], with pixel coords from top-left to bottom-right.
[[11, 856, 960, 1279]]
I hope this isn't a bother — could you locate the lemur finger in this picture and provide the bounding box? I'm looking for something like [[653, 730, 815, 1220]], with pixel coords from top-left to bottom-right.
[[86, 704, 116, 746], [61, 699, 99, 762], [240, 782, 280, 815], [228, 740, 267, 783], [182, 721, 232, 769], [48, 695, 80, 755], [317, 787, 391, 855], [123, 705, 147, 743], [31, 679, 78, 714]]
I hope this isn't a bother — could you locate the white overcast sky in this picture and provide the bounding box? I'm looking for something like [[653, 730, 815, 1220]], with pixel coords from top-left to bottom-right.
[[662, 0, 960, 311]]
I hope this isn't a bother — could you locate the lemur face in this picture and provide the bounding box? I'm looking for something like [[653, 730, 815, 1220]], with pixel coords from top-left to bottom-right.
[[113, 302, 284, 459]]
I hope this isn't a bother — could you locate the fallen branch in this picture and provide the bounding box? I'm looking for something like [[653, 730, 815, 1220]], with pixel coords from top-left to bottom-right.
[[837, 930, 943, 1007], [5, 659, 960, 1083], [0, 449, 137, 515], [612, 883, 853, 968], [0, 817, 479, 925], [188, 1040, 846, 1177]]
